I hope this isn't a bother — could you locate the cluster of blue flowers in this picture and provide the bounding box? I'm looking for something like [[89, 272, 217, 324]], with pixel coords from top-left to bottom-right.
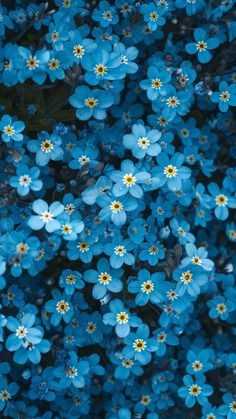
[[0, 0, 236, 418]]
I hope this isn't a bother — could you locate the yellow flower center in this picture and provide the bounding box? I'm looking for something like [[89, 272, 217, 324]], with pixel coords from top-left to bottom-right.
[[103, 10, 113, 20], [4, 125, 14, 136], [66, 366, 78, 378], [215, 194, 228, 206], [114, 245, 126, 256], [181, 271, 193, 284], [191, 256, 202, 265], [189, 384, 201, 396], [123, 173, 136, 186], [133, 339, 146, 352], [230, 401, 236, 412], [16, 325, 28, 338], [94, 64, 107, 76], [66, 274, 76, 284], [16, 242, 29, 255], [196, 41, 207, 51], [98, 272, 112, 284], [167, 290, 178, 300], [0, 390, 11, 401], [164, 165, 178, 178], [157, 332, 167, 342], [116, 311, 129, 324], [56, 300, 70, 314], [49, 58, 60, 70], [148, 246, 158, 255], [51, 31, 59, 41], [216, 303, 227, 314], [229, 230, 236, 239], [152, 78, 162, 89], [122, 359, 133, 368], [84, 97, 98, 109], [192, 360, 203, 371], [141, 280, 154, 294], [78, 242, 89, 252], [138, 137, 150, 149], [159, 116, 168, 126], [86, 322, 96, 333], [19, 174, 31, 186], [110, 201, 123, 213], [177, 227, 186, 236], [166, 96, 180, 107], [220, 91, 230, 102], [61, 224, 72, 234], [41, 140, 53, 153], [26, 56, 39, 70], [73, 44, 85, 58], [63, 0, 71, 7], [40, 211, 53, 223], [141, 395, 151, 405], [150, 11, 158, 21], [65, 203, 75, 214]]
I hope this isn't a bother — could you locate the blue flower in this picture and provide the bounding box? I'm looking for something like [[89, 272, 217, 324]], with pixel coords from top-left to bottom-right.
[[28, 199, 64, 232], [173, 264, 208, 297], [29, 367, 56, 401], [123, 324, 154, 365], [186, 349, 213, 375], [114, 352, 143, 380], [65, 27, 96, 65], [92, 1, 119, 27], [123, 124, 161, 159], [140, 65, 171, 101], [208, 183, 236, 220], [128, 270, 169, 306], [57, 213, 84, 241], [69, 86, 113, 120], [185, 28, 220, 64], [6, 313, 43, 352], [149, 327, 179, 356], [59, 269, 84, 295], [54, 351, 89, 388], [0, 114, 25, 142], [9, 164, 42, 196], [84, 257, 123, 300], [18, 47, 49, 85], [47, 51, 68, 82], [178, 374, 213, 407], [82, 48, 121, 86], [27, 131, 63, 166], [152, 152, 191, 191], [0, 6, 13, 36], [45, 289, 73, 326], [104, 234, 135, 268], [97, 194, 137, 226], [155, 85, 191, 120], [0, 377, 18, 412], [219, 393, 236, 418], [211, 82, 236, 112], [109, 159, 151, 198], [139, 234, 165, 266], [207, 295, 235, 320], [175, 0, 205, 16], [170, 218, 195, 244], [181, 243, 214, 271], [140, 3, 166, 31], [103, 298, 141, 338]]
